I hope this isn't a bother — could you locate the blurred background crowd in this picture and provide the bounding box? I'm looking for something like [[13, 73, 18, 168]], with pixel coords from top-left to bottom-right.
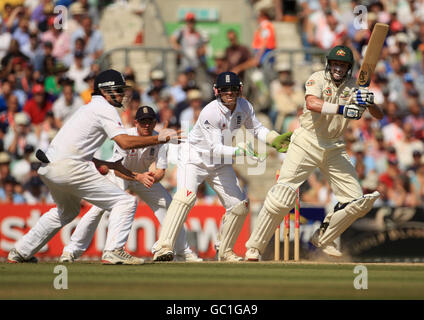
[[0, 0, 423, 210]]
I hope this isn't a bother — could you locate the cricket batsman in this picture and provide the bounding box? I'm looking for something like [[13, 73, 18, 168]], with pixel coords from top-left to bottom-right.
[[153, 71, 292, 262], [245, 45, 383, 260]]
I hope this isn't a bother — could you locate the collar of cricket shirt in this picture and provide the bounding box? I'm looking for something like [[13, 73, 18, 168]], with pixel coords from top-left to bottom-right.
[[217, 97, 239, 117]]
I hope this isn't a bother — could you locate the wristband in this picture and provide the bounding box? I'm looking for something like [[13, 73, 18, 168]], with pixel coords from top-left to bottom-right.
[[321, 102, 339, 114]]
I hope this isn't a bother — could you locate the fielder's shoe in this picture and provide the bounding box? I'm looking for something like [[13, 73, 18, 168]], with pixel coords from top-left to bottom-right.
[[245, 248, 261, 261], [59, 251, 75, 263], [102, 248, 144, 265], [7, 248, 38, 263], [175, 251, 203, 262], [153, 247, 174, 262], [218, 250, 243, 262]]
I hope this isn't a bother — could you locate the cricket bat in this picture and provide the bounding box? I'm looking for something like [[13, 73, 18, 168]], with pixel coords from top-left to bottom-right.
[[356, 23, 389, 87]]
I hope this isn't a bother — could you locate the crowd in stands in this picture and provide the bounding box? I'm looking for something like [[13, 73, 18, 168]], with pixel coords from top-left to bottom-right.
[[0, 0, 423, 210]]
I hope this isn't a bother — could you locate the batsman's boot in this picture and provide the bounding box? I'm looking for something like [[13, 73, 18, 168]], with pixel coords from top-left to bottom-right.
[[245, 248, 261, 261], [175, 250, 203, 262], [153, 247, 174, 262], [102, 248, 144, 265], [310, 222, 342, 257], [218, 250, 243, 262], [59, 251, 76, 263], [7, 248, 38, 263]]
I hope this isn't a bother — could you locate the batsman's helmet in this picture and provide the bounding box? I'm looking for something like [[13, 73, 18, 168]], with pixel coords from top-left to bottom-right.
[[93, 69, 131, 108], [213, 71, 243, 97], [325, 45, 354, 82]]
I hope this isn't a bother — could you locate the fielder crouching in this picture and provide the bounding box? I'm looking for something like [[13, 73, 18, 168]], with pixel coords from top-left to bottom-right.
[[153, 71, 292, 262], [8, 70, 181, 264], [245, 46, 383, 261]]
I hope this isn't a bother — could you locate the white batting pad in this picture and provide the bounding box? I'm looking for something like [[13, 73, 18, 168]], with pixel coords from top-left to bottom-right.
[[319, 191, 380, 246], [246, 183, 297, 253]]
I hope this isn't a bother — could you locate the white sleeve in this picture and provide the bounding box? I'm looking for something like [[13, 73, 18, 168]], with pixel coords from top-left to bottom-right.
[[243, 101, 270, 143], [156, 144, 168, 169], [98, 107, 127, 139], [200, 115, 236, 157]]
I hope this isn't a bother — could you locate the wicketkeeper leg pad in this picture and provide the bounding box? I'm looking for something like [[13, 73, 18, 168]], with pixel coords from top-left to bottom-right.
[[319, 191, 380, 246], [157, 189, 196, 250], [246, 183, 298, 253], [218, 199, 249, 259]]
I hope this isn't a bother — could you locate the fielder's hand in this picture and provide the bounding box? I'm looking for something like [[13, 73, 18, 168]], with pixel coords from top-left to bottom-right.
[[135, 172, 155, 188], [271, 131, 292, 153], [342, 104, 366, 120], [235, 142, 267, 162], [158, 121, 185, 144], [351, 88, 374, 107]]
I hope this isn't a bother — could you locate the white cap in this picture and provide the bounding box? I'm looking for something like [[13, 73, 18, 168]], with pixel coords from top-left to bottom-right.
[[14, 112, 30, 126], [151, 70, 165, 80]]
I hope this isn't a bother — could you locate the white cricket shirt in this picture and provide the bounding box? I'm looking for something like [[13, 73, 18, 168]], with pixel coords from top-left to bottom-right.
[[45, 95, 127, 162], [179, 97, 270, 167], [111, 127, 168, 172]]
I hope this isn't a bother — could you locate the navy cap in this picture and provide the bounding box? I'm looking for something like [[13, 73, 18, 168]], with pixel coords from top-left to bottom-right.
[[135, 106, 156, 121]]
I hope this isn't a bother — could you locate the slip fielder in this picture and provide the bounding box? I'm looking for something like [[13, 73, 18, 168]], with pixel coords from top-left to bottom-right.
[[245, 46, 383, 261], [59, 106, 202, 263], [153, 71, 291, 262]]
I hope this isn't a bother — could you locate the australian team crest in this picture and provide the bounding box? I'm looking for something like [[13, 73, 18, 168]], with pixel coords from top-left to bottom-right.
[[336, 49, 346, 56], [324, 87, 332, 96]]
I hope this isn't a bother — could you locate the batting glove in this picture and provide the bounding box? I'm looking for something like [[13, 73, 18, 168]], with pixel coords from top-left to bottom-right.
[[351, 88, 374, 107], [339, 104, 366, 120], [271, 131, 292, 153]]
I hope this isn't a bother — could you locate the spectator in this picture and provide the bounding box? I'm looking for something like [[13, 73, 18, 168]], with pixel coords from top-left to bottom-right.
[[394, 122, 424, 171], [169, 71, 189, 105], [23, 175, 47, 204], [10, 143, 34, 184], [407, 150, 424, 175], [208, 50, 229, 81], [382, 110, 405, 146], [170, 12, 208, 71], [0, 16, 12, 60], [71, 15, 104, 62], [121, 90, 140, 128], [12, 15, 30, 50], [0, 94, 20, 135], [0, 174, 25, 204], [52, 79, 83, 127], [379, 158, 400, 190], [231, 9, 276, 75], [0, 38, 29, 76], [156, 91, 177, 127], [80, 71, 96, 104], [388, 174, 419, 207], [3, 112, 38, 159], [66, 51, 90, 93], [0, 151, 11, 182], [224, 29, 251, 82], [351, 141, 377, 176], [23, 84, 53, 125], [141, 69, 171, 108], [269, 63, 303, 131], [404, 97, 424, 136], [40, 16, 71, 61], [314, 9, 346, 50], [179, 89, 203, 129]]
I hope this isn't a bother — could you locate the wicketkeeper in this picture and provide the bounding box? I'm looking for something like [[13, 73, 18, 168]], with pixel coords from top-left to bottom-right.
[[153, 71, 292, 262]]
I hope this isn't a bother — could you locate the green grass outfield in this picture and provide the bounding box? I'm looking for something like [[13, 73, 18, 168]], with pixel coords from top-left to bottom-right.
[[1, 261, 423, 300]]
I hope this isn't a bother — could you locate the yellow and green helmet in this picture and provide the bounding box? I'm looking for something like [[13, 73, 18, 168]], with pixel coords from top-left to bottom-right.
[[326, 45, 354, 66]]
